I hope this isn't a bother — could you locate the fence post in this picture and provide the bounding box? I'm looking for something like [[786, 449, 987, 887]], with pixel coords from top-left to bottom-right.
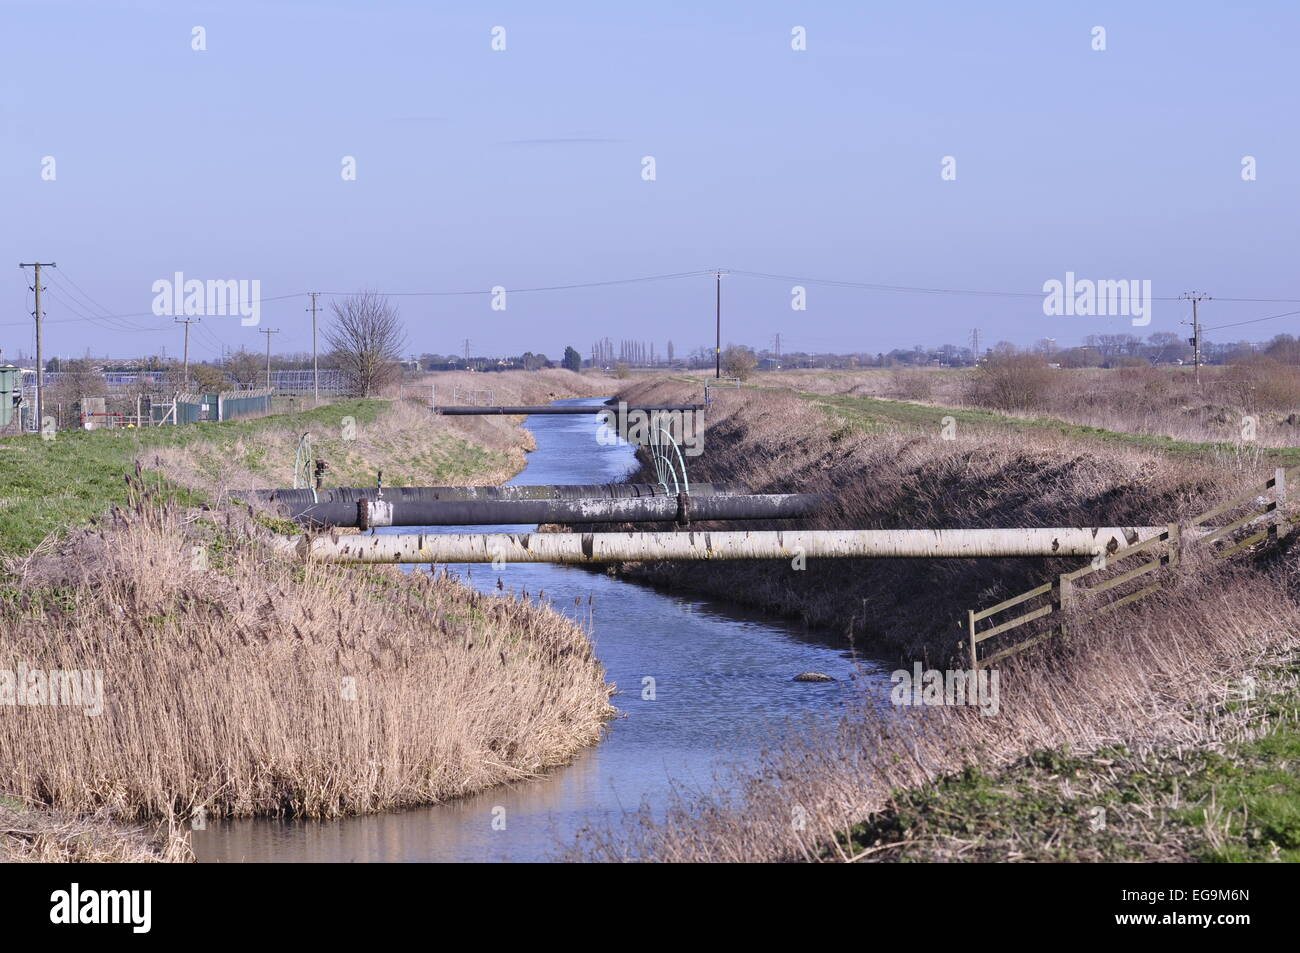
[[1166, 522, 1181, 568], [1057, 573, 1072, 639], [1275, 467, 1290, 538], [967, 609, 979, 671]]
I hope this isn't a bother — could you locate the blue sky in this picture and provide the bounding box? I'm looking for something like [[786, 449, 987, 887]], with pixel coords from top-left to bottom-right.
[[2, 0, 1298, 361]]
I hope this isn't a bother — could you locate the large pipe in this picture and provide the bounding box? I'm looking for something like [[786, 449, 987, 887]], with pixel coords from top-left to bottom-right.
[[272, 527, 1174, 564], [433, 404, 706, 415], [281, 493, 826, 528], [238, 482, 745, 506]]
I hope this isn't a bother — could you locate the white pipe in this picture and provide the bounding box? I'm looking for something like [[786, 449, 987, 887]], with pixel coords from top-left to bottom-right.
[[271, 527, 1176, 564]]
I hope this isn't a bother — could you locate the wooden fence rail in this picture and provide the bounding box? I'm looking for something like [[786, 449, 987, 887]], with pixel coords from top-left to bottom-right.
[[966, 466, 1295, 670]]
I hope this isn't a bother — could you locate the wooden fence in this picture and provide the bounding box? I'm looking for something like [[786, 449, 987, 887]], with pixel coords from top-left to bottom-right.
[[966, 466, 1294, 670]]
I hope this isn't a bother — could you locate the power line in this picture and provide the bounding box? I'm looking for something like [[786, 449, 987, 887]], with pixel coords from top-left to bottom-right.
[[726, 269, 1300, 303], [1202, 307, 1300, 332], [316, 270, 717, 298]]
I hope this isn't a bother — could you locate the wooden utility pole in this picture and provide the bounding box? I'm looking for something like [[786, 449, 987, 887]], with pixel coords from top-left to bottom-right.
[[18, 261, 56, 430], [175, 317, 199, 391], [715, 270, 724, 379], [259, 328, 280, 389], [1181, 291, 1212, 387], [307, 292, 320, 403]]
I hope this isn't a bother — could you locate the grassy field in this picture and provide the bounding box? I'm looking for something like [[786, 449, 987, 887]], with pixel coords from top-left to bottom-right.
[[662, 369, 1297, 466], [805, 392, 1300, 467], [0, 399, 389, 558], [1, 369, 616, 861], [842, 658, 1300, 863]]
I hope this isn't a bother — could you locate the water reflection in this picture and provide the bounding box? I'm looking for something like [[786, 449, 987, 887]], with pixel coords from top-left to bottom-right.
[[195, 399, 885, 862]]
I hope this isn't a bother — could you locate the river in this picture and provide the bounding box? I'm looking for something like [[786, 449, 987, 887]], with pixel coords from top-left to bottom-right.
[[192, 397, 882, 862]]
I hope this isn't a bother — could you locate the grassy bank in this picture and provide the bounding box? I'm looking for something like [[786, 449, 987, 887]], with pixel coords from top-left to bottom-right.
[[2, 368, 612, 559], [1, 369, 616, 861], [1, 491, 613, 825], [565, 375, 1300, 862], [740, 364, 1300, 449], [611, 377, 1251, 657], [843, 656, 1300, 862], [0, 398, 385, 557], [1, 797, 190, 862]]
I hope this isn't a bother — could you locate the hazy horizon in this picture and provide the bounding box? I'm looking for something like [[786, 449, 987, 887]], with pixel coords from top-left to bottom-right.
[[4, 1, 1299, 361]]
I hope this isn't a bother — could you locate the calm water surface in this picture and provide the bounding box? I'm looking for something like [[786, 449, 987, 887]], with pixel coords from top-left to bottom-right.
[[193, 398, 886, 862]]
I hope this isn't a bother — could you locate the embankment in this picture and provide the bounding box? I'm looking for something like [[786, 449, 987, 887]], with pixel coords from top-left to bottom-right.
[[610, 377, 1258, 660], [568, 376, 1300, 862], [0, 370, 616, 861]]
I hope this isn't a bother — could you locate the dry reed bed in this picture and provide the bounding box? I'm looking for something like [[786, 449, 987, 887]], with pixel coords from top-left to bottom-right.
[[0, 493, 614, 827], [573, 557, 1300, 862], [612, 378, 1257, 659], [559, 377, 1300, 861], [0, 801, 191, 862]]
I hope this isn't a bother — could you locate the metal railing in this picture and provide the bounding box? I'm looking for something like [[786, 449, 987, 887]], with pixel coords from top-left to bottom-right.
[[452, 386, 495, 406]]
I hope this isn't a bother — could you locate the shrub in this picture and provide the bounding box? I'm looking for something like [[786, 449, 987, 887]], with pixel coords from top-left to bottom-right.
[[890, 368, 933, 400], [964, 353, 1056, 411], [722, 346, 758, 381]]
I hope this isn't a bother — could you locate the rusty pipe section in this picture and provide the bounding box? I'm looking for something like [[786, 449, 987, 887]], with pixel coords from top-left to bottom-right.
[[271, 526, 1175, 564], [283, 493, 826, 528], [434, 404, 706, 415], [240, 482, 744, 506]]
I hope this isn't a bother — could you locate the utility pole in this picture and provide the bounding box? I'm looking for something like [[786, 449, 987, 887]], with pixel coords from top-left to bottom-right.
[[1180, 291, 1212, 387], [463, 338, 472, 366], [259, 328, 280, 389], [18, 261, 55, 431], [307, 292, 321, 404], [714, 270, 725, 379], [970, 328, 981, 365], [175, 317, 200, 392]]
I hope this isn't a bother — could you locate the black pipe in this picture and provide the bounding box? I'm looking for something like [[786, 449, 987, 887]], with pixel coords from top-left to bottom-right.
[[433, 404, 706, 415], [279, 493, 827, 528], [238, 482, 746, 506]]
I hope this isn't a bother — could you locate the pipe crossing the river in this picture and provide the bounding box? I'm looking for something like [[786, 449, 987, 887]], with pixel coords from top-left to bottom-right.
[[433, 404, 706, 416], [280, 493, 826, 528], [240, 482, 743, 506], [272, 526, 1186, 564]]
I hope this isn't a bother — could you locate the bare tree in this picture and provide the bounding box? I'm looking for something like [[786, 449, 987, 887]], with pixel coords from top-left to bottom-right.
[[224, 348, 264, 388], [325, 292, 407, 397]]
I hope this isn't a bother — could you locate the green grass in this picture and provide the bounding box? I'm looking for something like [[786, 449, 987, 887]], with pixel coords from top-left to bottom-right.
[[801, 392, 1300, 466], [840, 661, 1300, 862], [0, 399, 389, 558]]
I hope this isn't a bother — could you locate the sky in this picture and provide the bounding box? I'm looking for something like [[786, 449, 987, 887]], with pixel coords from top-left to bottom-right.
[[2, 0, 1299, 362]]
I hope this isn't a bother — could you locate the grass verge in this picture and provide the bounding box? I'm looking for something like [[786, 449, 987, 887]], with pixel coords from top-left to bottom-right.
[[842, 657, 1300, 862]]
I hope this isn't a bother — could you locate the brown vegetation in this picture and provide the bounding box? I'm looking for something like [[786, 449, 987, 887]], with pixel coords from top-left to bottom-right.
[[745, 362, 1300, 446], [146, 368, 610, 496], [0, 489, 614, 829], [562, 375, 1300, 861], [1, 801, 191, 862], [610, 378, 1249, 658]]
